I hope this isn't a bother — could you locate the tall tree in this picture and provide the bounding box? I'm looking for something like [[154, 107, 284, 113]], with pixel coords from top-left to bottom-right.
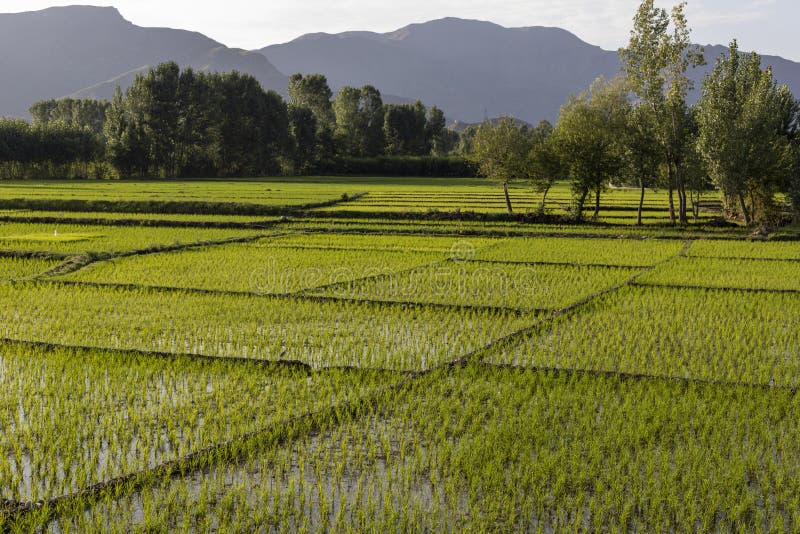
[[213, 71, 289, 176], [469, 117, 530, 214], [623, 104, 664, 225], [552, 77, 630, 220], [287, 74, 334, 129], [288, 105, 319, 174], [620, 0, 704, 225], [426, 106, 448, 155], [526, 121, 562, 213], [333, 85, 385, 157], [696, 41, 797, 225], [384, 101, 428, 156]]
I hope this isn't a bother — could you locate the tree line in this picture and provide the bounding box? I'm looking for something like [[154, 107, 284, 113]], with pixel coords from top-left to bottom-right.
[[0, 64, 460, 179], [469, 0, 799, 226]]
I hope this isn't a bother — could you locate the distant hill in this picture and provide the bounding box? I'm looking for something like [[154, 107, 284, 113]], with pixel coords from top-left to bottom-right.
[[0, 6, 286, 118], [260, 17, 800, 124], [2, 8, 800, 124]]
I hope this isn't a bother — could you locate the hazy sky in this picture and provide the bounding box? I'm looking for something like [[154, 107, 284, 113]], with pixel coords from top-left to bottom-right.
[[2, 0, 798, 60]]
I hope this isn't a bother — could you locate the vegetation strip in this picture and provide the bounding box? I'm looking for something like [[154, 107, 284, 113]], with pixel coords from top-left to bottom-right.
[[0, 337, 313, 373], [464, 258, 646, 269], [684, 254, 800, 263], [0, 249, 72, 261], [0, 215, 278, 230], [0, 193, 367, 217], [30, 233, 280, 279], [24, 279, 533, 317], [476, 360, 797, 393], [296, 226, 744, 241], [631, 281, 800, 295]]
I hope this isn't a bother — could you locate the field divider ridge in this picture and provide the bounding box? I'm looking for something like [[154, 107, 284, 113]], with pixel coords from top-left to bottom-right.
[[25, 232, 290, 280], [631, 281, 800, 295], [474, 361, 800, 393], [0, 249, 73, 261], [0, 215, 280, 230], [464, 258, 646, 270]]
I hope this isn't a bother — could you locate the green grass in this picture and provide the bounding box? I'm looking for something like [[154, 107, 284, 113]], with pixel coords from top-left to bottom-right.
[[0, 222, 268, 254], [1, 177, 798, 531], [42, 365, 800, 532]]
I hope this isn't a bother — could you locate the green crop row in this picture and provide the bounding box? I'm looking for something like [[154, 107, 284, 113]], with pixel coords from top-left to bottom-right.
[[490, 285, 800, 387], [639, 257, 800, 291], [20, 365, 800, 532], [0, 282, 536, 370], [0, 342, 396, 502], [0, 222, 269, 255], [0, 257, 61, 281]]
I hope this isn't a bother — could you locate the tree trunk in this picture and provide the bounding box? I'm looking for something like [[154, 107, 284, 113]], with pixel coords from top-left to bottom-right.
[[593, 188, 601, 220], [738, 193, 751, 226], [575, 188, 589, 221], [638, 178, 646, 226], [503, 181, 513, 214], [667, 164, 676, 225], [675, 160, 688, 225], [539, 184, 552, 212]]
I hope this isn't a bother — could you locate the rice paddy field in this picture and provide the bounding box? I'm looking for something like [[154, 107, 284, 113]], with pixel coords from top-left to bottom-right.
[[1, 177, 799, 531]]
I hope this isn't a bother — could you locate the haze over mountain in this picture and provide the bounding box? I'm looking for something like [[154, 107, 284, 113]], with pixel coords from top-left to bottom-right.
[[2, 6, 800, 125]]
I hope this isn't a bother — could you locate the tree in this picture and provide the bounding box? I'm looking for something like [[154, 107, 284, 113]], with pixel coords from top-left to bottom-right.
[[213, 71, 289, 176], [288, 105, 319, 174], [469, 117, 530, 214], [622, 104, 664, 225], [552, 77, 630, 220], [287, 74, 335, 166], [30, 98, 110, 136], [522, 120, 561, 212], [620, 0, 704, 225], [287, 74, 334, 129], [426, 106, 449, 155], [333, 85, 385, 157], [696, 41, 796, 225], [104, 87, 147, 177], [384, 102, 429, 156]]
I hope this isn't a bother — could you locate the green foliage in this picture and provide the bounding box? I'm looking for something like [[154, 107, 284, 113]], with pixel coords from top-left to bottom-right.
[[0, 118, 104, 178], [551, 77, 630, 219], [696, 41, 799, 225], [383, 101, 430, 156], [620, 0, 705, 225], [104, 64, 289, 178], [333, 86, 385, 158], [468, 117, 531, 213], [29, 98, 110, 136]]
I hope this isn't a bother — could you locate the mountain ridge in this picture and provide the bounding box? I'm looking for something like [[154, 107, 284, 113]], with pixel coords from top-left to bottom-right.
[[259, 16, 800, 123], [1, 7, 799, 125]]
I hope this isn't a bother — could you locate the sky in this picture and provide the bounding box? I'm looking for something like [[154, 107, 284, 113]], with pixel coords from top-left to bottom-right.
[[1, 0, 798, 60]]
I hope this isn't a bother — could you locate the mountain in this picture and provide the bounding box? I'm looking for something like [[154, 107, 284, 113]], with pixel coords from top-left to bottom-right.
[[0, 6, 287, 118], [70, 46, 288, 102], [260, 17, 800, 124], [2, 9, 800, 124]]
